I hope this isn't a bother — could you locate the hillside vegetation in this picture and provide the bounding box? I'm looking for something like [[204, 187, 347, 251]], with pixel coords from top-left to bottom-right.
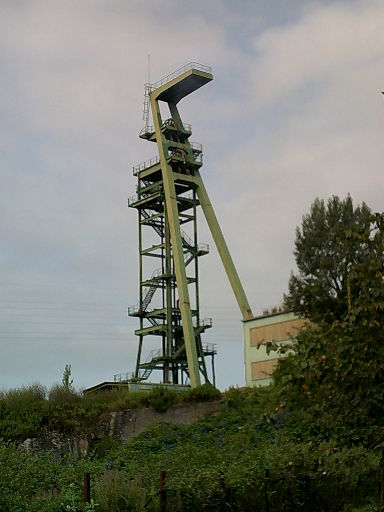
[[0, 384, 382, 511], [0, 382, 220, 442]]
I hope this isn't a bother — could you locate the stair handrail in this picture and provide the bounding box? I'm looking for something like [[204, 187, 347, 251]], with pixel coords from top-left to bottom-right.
[[181, 229, 209, 254], [145, 348, 162, 363], [129, 268, 162, 315]]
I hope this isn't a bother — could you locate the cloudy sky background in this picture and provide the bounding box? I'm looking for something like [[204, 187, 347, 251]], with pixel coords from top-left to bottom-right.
[[1, 0, 383, 391]]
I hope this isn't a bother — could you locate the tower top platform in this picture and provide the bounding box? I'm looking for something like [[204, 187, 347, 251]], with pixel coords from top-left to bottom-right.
[[149, 62, 213, 104]]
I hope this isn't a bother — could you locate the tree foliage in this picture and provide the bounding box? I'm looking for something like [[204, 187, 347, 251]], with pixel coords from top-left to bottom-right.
[[62, 363, 73, 390], [276, 210, 384, 444], [285, 195, 372, 323]]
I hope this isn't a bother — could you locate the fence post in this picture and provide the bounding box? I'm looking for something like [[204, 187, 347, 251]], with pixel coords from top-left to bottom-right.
[[380, 448, 384, 507], [265, 468, 270, 512], [160, 470, 166, 512], [83, 472, 90, 503]]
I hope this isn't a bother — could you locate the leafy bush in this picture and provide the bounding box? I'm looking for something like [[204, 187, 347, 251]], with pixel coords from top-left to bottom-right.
[[92, 437, 119, 459], [0, 384, 46, 440], [185, 383, 221, 403], [148, 386, 178, 413], [0, 383, 46, 407], [48, 384, 81, 403]]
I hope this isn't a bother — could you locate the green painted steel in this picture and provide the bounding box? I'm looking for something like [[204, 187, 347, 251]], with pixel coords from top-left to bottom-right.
[[194, 173, 254, 321], [150, 95, 201, 387], [129, 62, 251, 388], [129, 64, 216, 388]]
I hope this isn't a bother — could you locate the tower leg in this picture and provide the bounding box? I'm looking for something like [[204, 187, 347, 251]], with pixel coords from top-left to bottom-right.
[[135, 336, 143, 379], [151, 97, 201, 388]]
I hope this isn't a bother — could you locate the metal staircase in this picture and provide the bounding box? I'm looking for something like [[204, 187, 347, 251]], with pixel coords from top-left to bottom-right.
[[141, 268, 162, 311]]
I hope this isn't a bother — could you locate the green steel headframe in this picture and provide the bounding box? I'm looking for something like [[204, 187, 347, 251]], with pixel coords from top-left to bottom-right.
[[128, 63, 253, 388]]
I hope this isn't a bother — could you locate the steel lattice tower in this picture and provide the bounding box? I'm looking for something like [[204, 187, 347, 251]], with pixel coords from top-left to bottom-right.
[[128, 63, 253, 388]]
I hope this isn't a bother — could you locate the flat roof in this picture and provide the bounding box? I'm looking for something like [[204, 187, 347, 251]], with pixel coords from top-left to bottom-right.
[[152, 68, 213, 104], [243, 310, 292, 323], [83, 381, 126, 394]]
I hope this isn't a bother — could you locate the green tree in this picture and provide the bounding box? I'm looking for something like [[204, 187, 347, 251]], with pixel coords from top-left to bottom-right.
[[285, 195, 372, 323], [275, 212, 384, 444], [62, 364, 73, 390]]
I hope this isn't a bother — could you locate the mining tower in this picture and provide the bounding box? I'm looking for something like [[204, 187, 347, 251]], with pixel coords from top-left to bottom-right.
[[126, 63, 253, 389]]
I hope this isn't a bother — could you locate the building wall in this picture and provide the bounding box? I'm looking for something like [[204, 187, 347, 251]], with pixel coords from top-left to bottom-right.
[[243, 311, 304, 387]]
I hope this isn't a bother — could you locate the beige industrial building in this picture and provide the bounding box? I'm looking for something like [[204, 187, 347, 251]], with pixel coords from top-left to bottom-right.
[[243, 311, 305, 387]]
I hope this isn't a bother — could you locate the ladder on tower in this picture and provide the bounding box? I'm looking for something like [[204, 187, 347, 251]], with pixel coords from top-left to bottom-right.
[[142, 83, 152, 129]]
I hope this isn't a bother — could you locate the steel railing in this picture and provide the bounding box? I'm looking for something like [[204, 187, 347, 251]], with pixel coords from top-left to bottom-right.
[[133, 150, 202, 176], [139, 120, 192, 138], [202, 342, 217, 353], [141, 61, 210, 127], [113, 371, 135, 382], [192, 317, 213, 328], [133, 155, 160, 176], [147, 62, 211, 92]]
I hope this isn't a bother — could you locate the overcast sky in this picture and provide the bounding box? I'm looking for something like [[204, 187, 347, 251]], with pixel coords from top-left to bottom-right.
[[1, 0, 383, 391]]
